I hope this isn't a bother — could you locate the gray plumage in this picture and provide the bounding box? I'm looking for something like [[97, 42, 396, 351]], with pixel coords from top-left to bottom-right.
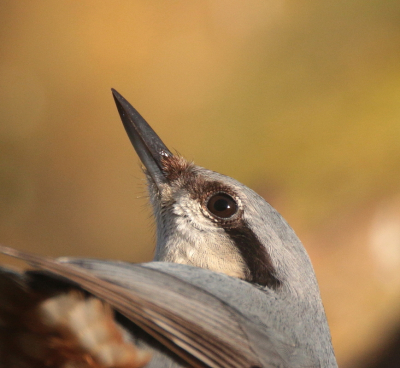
[[0, 89, 337, 368]]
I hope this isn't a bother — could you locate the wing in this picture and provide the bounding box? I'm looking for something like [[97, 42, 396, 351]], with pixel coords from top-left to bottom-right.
[[0, 245, 305, 368]]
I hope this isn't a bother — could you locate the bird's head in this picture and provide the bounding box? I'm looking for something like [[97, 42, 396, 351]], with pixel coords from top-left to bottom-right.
[[112, 89, 317, 293]]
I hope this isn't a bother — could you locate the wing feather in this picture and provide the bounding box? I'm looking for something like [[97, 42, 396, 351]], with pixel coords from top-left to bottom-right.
[[0, 245, 267, 368]]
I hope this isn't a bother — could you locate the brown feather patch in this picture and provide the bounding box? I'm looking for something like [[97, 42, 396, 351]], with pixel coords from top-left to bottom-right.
[[0, 272, 151, 368], [161, 155, 194, 182]]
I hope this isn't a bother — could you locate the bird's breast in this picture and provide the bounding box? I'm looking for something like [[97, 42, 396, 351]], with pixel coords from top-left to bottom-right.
[[159, 230, 249, 280]]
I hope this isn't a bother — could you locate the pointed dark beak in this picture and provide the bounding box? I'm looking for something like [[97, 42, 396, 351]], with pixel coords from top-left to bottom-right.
[[111, 89, 172, 185]]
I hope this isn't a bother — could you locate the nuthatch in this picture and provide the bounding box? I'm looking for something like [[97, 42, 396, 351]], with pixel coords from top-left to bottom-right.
[[0, 90, 337, 368]]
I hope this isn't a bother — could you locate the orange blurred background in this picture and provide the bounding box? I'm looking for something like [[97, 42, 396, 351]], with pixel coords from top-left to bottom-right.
[[1, 2, 400, 366]]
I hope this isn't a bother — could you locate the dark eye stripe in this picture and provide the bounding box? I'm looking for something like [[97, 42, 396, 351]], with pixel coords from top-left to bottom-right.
[[205, 191, 279, 288], [224, 223, 281, 289]]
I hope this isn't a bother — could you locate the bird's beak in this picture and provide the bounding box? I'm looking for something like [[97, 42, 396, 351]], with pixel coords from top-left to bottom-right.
[[112, 89, 172, 186]]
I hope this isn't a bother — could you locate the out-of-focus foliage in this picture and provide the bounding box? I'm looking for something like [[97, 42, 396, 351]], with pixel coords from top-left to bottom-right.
[[1, 1, 400, 366]]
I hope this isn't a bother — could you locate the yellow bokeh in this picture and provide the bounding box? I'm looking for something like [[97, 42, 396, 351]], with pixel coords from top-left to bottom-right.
[[1, 1, 400, 366]]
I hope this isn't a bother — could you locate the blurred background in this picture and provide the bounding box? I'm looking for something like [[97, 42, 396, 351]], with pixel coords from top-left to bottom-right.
[[1, 1, 400, 366]]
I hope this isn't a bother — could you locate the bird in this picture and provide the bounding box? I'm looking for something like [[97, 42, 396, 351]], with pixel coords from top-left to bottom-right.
[[0, 89, 338, 368]]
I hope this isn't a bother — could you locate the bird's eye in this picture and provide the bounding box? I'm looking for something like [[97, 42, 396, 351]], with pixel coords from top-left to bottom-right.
[[206, 193, 238, 219]]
